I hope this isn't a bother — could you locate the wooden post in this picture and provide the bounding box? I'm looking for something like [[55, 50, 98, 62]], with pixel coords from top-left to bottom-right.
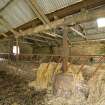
[[62, 26, 69, 72], [16, 37, 19, 61]]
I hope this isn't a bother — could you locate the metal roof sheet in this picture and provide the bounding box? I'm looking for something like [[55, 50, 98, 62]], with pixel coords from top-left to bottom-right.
[[0, 0, 82, 32], [37, 0, 82, 14]]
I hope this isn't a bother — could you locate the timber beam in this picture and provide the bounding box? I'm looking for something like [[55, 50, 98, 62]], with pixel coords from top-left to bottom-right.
[[2, 0, 105, 38], [21, 6, 105, 36], [15, 0, 105, 31]]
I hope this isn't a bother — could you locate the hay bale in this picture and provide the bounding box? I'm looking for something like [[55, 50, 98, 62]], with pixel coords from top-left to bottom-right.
[[28, 63, 105, 105], [53, 73, 74, 97], [29, 62, 89, 100], [87, 64, 105, 104], [53, 65, 89, 99], [29, 62, 56, 90]]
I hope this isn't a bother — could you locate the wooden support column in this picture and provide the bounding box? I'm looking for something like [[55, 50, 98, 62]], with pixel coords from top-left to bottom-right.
[[62, 26, 69, 72], [16, 37, 19, 61]]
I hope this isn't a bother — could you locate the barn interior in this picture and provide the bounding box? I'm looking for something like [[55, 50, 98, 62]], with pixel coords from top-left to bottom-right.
[[1, 0, 105, 105]]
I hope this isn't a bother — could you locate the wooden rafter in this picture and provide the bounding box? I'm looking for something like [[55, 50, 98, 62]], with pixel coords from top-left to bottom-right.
[[21, 7, 105, 37], [70, 27, 87, 39], [13, 0, 105, 31], [25, 37, 48, 43], [26, 0, 50, 25]]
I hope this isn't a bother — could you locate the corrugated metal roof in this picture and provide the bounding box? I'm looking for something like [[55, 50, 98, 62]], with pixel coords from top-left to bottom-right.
[[37, 0, 82, 14], [0, 0, 82, 33], [0, 0, 35, 29]]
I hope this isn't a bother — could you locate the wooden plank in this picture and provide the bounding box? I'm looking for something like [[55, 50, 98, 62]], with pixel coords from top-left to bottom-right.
[[26, 0, 50, 24], [70, 27, 87, 39], [62, 26, 69, 72], [13, 0, 105, 31], [1, 33, 8, 37], [22, 7, 105, 36]]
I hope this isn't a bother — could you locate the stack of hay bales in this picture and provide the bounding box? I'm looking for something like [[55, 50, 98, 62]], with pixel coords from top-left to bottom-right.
[[28, 63, 78, 89], [28, 62, 105, 105], [46, 64, 88, 105], [68, 64, 89, 101], [37, 62, 56, 89], [29, 63, 88, 99]]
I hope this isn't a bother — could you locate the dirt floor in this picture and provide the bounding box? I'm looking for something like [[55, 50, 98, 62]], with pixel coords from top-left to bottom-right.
[[0, 63, 47, 105], [1, 62, 105, 105]]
